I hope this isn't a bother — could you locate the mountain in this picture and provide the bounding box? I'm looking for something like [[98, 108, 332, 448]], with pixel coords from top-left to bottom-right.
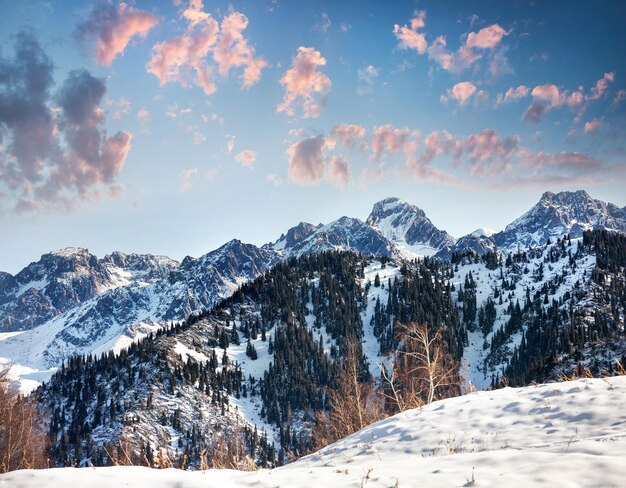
[[0, 241, 278, 382], [267, 216, 396, 258], [7, 376, 624, 487], [436, 228, 496, 260], [2, 191, 625, 392], [0, 248, 178, 332], [34, 233, 626, 470], [494, 190, 626, 250], [366, 197, 455, 256]]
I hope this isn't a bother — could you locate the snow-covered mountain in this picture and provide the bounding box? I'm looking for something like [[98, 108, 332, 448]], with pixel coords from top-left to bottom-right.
[[1, 190, 625, 391], [366, 196, 456, 256], [493, 190, 626, 250], [436, 227, 497, 259], [266, 216, 396, 258]]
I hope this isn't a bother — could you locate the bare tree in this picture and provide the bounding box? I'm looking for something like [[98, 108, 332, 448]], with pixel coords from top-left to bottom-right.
[[312, 340, 385, 450], [0, 368, 49, 472], [382, 322, 460, 412]]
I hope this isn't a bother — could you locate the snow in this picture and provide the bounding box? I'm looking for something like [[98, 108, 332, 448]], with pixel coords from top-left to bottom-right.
[[359, 261, 400, 376], [452, 240, 597, 388], [470, 227, 496, 238], [173, 340, 210, 363], [3, 375, 626, 487]]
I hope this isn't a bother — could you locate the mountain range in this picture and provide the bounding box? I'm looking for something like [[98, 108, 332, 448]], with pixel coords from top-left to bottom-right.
[[1, 189, 625, 390]]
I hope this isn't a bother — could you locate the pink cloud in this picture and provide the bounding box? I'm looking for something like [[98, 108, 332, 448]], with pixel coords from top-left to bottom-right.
[[443, 81, 477, 106], [427, 36, 482, 74], [277, 47, 331, 118], [524, 83, 583, 122], [179, 168, 198, 192], [287, 134, 326, 184], [266, 173, 283, 186], [583, 119, 602, 134], [465, 24, 508, 49], [328, 124, 366, 149], [212, 11, 268, 88], [588, 72, 615, 100], [393, 15, 509, 75], [147, 5, 218, 95], [464, 129, 520, 175], [518, 149, 605, 172], [496, 85, 529, 105], [415, 130, 462, 167], [370, 124, 415, 160], [393, 11, 427, 54], [147, 1, 266, 95], [327, 155, 351, 188], [614, 90, 626, 105], [78, 2, 158, 66], [234, 149, 256, 168]]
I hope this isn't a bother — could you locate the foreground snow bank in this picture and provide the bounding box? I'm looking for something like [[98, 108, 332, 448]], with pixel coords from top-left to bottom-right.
[[3, 376, 626, 487]]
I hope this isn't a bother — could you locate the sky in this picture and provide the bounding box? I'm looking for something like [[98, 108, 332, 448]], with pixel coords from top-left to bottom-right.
[[1, 0, 625, 274]]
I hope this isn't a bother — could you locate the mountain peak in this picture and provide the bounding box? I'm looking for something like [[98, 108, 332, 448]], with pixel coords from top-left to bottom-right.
[[496, 190, 626, 249], [48, 247, 91, 258], [539, 189, 591, 204], [369, 197, 423, 218], [367, 197, 453, 253]]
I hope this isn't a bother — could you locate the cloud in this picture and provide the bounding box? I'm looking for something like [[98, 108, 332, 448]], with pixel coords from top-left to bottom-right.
[[234, 149, 256, 168], [314, 12, 331, 33], [614, 90, 626, 106], [357, 65, 379, 96], [287, 134, 326, 184], [226, 135, 236, 153], [393, 11, 427, 54], [465, 24, 508, 49], [496, 85, 529, 105], [265, 173, 282, 186], [213, 11, 268, 88], [393, 14, 510, 76], [588, 72, 615, 100], [464, 129, 520, 175], [137, 107, 150, 132], [147, 1, 266, 95], [523, 83, 583, 123], [583, 119, 602, 134], [147, 2, 218, 95], [518, 149, 605, 173], [370, 124, 416, 161], [179, 168, 198, 191], [284, 123, 620, 190], [0, 33, 131, 212], [329, 124, 366, 149], [442, 81, 477, 106], [277, 47, 331, 118], [107, 98, 131, 119], [77, 1, 158, 66], [327, 155, 351, 188]]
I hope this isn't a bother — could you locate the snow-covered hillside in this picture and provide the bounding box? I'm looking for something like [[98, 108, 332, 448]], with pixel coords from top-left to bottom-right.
[[452, 238, 597, 388], [1, 190, 624, 394], [3, 375, 625, 487]]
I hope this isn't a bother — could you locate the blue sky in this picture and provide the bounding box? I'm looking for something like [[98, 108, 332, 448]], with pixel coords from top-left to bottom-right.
[[1, 0, 625, 273]]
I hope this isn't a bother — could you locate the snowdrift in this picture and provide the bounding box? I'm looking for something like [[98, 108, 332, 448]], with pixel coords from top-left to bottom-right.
[[2, 376, 626, 487]]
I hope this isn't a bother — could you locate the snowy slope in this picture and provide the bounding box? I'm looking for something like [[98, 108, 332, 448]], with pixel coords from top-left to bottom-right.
[[452, 238, 596, 388], [4, 375, 626, 487]]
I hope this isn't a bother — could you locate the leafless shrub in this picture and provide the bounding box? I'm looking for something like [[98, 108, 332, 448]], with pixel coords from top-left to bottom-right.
[[0, 367, 49, 472]]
